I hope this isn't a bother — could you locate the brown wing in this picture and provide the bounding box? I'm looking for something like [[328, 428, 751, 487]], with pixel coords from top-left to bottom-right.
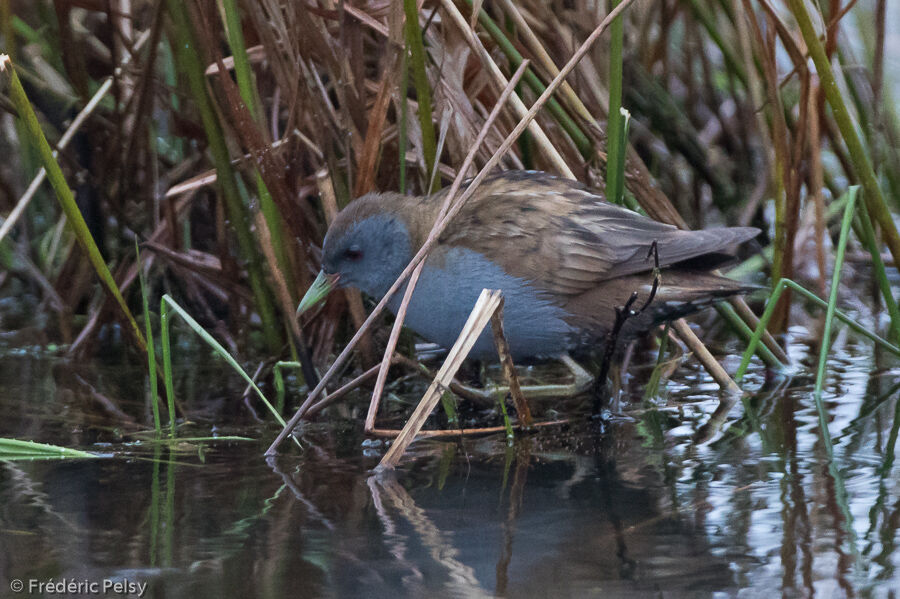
[[438, 171, 758, 297]]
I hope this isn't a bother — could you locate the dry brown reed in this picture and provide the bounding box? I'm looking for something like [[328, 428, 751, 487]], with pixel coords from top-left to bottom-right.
[[2, 0, 897, 447]]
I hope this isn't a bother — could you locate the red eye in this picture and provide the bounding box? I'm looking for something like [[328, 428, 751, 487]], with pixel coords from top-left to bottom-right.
[[345, 247, 363, 261]]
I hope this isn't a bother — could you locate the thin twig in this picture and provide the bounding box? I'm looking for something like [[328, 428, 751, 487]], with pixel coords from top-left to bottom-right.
[[370, 418, 569, 439], [490, 298, 533, 427]]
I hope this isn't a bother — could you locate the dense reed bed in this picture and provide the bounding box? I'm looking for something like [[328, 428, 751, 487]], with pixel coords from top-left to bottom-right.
[[0, 0, 897, 442]]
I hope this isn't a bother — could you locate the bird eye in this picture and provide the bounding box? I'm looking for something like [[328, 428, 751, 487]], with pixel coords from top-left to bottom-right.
[[344, 246, 363, 262]]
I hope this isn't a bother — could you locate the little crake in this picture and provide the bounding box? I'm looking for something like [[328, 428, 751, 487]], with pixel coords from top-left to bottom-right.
[[299, 171, 759, 360]]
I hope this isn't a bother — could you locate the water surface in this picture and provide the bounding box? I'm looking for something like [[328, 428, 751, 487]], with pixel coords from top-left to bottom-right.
[[1, 333, 899, 598]]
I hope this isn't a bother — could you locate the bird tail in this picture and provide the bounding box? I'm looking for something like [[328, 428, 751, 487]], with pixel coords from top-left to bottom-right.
[[565, 269, 759, 341], [644, 270, 760, 323]]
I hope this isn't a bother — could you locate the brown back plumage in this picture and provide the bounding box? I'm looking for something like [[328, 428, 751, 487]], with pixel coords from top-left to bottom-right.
[[368, 171, 758, 299]]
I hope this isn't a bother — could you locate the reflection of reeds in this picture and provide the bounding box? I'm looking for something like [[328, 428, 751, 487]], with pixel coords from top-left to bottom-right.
[[369, 473, 489, 597]]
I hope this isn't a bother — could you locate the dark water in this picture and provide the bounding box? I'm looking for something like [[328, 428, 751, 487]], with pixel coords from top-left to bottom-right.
[[1, 331, 899, 598]]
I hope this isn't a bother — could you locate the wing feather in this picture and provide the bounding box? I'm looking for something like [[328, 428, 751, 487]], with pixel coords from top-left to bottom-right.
[[436, 171, 758, 297]]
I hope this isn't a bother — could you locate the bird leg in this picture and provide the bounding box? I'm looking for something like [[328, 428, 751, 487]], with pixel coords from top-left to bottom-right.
[[592, 240, 661, 415]]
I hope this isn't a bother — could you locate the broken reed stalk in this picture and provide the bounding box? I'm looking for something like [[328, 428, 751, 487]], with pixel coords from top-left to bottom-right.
[[378, 289, 503, 470], [489, 298, 533, 428], [363, 60, 531, 433], [162, 136, 297, 199], [266, 0, 646, 455], [672, 319, 742, 395]]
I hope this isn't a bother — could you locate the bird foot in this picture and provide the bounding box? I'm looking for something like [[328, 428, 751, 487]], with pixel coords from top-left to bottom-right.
[[450, 353, 594, 403]]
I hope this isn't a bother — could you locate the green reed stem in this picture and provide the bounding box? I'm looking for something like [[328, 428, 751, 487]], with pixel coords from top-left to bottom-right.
[[220, 0, 297, 301], [787, 0, 900, 271], [812, 184, 862, 566], [606, 0, 624, 204], [813, 186, 858, 450], [137, 243, 161, 434], [149, 445, 161, 565], [164, 0, 281, 353], [159, 298, 176, 437], [221, 0, 260, 118], [403, 0, 439, 193], [643, 322, 671, 401], [497, 389, 515, 445], [274, 360, 301, 415], [163, 452, 175, 566]]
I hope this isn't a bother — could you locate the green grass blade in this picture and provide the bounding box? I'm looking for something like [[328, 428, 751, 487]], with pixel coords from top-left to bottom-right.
[[137, 242, 162, 434], [735, 281, 788, 384], [161, 294, 285, 426], [160, 295, 301, 448], [0, 438, 96, 460], [791, 281, 897, 354], [159, 294, 301, 447]]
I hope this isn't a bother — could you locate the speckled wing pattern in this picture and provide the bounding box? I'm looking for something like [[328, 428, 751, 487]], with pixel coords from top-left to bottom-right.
[[437, 171, 759, 297]]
